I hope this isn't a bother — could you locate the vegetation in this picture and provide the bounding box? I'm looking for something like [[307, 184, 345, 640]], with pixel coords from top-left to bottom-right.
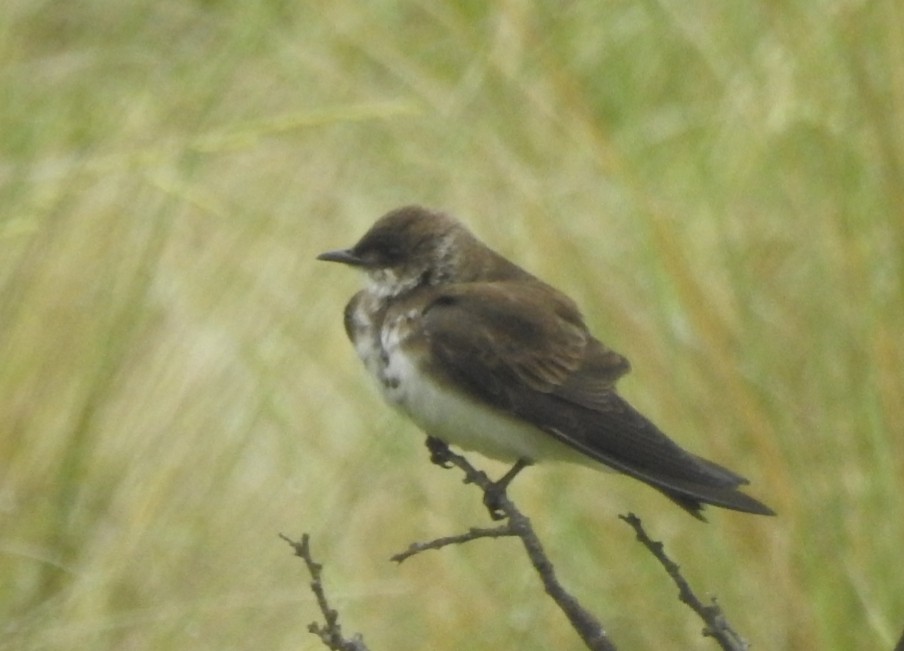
[[2, 1, 902, 649]]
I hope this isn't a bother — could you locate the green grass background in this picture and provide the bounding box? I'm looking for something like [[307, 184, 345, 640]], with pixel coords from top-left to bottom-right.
[[2, 1, 903, 649]]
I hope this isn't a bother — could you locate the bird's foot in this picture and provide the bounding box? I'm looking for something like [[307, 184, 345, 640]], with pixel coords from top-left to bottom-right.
[[483, 458, 532, 521], [425, 436, 453, 468]]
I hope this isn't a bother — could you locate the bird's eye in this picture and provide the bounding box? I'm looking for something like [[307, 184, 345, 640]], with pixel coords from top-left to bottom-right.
[[382, 244, 403, 262], [368, 234, 404, 263], [355, 239, 402, 267]]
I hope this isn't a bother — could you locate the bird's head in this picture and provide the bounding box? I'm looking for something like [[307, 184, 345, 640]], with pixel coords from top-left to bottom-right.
[[317, 205, 477, 298]]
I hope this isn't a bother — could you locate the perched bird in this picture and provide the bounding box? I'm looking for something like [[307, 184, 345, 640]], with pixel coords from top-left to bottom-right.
[[317, 206, 774, 519]]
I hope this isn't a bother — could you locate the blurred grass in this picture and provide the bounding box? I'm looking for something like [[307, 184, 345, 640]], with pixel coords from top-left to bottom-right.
[[2, 0, 903, 649]]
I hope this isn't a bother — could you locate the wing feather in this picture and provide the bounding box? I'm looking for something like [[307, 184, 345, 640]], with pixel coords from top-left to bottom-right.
[[419, 281, 774, 517]]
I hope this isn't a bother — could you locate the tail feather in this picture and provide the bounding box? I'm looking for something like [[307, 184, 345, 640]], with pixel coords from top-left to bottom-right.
[[659, 480, 776, 520]]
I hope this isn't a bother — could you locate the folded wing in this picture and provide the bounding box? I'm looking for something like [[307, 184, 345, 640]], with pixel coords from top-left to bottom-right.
[[421, 281, 774, 518]]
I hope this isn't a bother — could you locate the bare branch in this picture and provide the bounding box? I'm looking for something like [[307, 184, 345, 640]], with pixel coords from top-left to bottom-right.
[[619, 513, 749, 651], [284, 442, 759, 651], [391, 525, 516, 563], [280, 532, 370, 651], [411, 437, 619, 651]]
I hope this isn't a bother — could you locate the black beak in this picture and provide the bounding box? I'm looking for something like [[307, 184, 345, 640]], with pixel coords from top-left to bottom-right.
[[316, 248, 365, 266]]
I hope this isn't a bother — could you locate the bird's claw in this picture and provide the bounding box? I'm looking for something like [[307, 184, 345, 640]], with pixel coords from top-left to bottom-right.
[[482, 485, 508, 520], [425, 436, 453, 468]]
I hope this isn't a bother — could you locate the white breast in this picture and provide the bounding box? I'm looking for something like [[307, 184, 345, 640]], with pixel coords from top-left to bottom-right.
[[378, 317, 585, 465], [348, 292, 590, 466]]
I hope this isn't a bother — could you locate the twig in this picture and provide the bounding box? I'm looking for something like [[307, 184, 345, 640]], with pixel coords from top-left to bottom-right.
[[397, 437, 618, 651], [280, 532, 370, 651], [391, 525, 516, 563], [619, 513, 749, 651]]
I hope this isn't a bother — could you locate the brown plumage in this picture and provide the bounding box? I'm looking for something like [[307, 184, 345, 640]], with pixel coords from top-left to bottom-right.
[[319, 205, 774, 519]]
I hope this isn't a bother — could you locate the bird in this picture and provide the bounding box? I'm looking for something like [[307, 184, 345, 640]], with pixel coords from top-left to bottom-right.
[[317, 205, 774, 519]]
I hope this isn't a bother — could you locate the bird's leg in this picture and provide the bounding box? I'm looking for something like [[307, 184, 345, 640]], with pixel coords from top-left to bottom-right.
[[495, 458, 533, 491], [483, 458, 533, 520], [424, 437, 532, 520], [425, 436, 454, 468]]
